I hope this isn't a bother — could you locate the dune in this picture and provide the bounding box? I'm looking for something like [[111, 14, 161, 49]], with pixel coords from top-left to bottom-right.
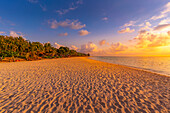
[[0, 57, 169, 113]]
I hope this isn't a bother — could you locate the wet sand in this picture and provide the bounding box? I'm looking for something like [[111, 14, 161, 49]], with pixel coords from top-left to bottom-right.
[[0, 57, 169, 113]]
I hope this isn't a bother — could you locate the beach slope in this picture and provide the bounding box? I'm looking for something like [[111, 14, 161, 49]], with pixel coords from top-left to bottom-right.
[[0, 57, 169, 112]]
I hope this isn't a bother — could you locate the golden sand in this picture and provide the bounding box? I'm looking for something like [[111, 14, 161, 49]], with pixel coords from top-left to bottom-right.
[[0, 57, 169, 112]]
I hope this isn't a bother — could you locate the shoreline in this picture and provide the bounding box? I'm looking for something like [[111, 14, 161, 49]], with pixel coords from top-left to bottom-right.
[[0, 57, 169, 112], [0, 56, 90, 63], [89, 56, 170, 77], [1, 56, 169, 77]]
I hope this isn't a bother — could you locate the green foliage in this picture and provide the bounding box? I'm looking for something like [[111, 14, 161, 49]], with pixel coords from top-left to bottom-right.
[[0, 35, 89, 60]]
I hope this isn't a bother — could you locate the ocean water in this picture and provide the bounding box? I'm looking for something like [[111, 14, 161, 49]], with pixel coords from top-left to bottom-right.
[[89, 56, 170, 76]]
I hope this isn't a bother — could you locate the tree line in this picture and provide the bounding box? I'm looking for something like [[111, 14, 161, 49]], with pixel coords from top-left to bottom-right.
[[0, 35, 90, 61]]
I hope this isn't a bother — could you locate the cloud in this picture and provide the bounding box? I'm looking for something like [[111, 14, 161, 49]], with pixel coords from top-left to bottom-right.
[[76, 0, 83, 4], [49, 19, 86, 30], [80, 42, 97, 53], [70, 45, 78, 51], [54, 42, 64, 49], [56, 9, 70, 15], [77, 41, 128, 55], [150, 15, 165, 20], [10, 31, 19, 37], [58, 33, 68, 37], [49, 20, 58, 29], [40, 4, 47, 11], [28, 0, 47, 11], [56, 0, 83, 15], [132, 31, 170, 48], [150, 2, 170, 20], [102, 17, 108, 21], [118, 27, 135, 33], [122, 21, 136, 27], [138, 22, 151, 27], [99, 40, 106, 46], [109, 42, 128, 53], [146, 22, 151, 26], [79, 30, 90, 36], [159, 18, 170, 24], [139, 22, 152, 31], [28, 0, 38, 3], [130, 21, 170, 52], [138, 30, 147, 34], [161, 2, 170, 14], [168, 31, 170, 35], [92, 42, 128, 56], [154, 24, 170, 31], [0, 31, 5, 35], [79, 41, 127, 55], [10, 31, 24, 37]]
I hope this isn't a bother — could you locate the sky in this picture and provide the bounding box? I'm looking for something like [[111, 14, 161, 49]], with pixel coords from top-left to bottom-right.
[[0, 0, 170, 56]]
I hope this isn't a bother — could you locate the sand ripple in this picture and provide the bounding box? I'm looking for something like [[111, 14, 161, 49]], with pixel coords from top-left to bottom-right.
[[0, 57, 169, 113]]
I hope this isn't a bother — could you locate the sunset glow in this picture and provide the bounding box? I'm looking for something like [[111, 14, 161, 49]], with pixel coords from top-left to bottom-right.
[[0, 0, 169, 56], [0, 1, 170, 112]]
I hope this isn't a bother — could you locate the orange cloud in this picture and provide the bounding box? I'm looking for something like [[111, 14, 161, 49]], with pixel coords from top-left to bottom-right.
[[0, 31, 5, 35], [122, 21, 136, 27], [146, 22, 151, 26], [80, 42, 97, 53], [49, 19, 86, 29], [168, 31, 170, 35], [159, 18, 170, 24], [133, 31, 170, 48], [58, 32, 68, 37], [109, 42, 128, 53], [139, 22, 152, 31], [99, 40, 106, 46], [118, 27, 135, 33], [79, 30, 90, 36], [70, 45, 78, 51], [154, 24, 170, 31], [92, 42, 128, 56], [54, 42, 64, 49]]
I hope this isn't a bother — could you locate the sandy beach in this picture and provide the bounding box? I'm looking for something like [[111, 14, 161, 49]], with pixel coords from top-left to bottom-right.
[[0, 57, 169, 113]]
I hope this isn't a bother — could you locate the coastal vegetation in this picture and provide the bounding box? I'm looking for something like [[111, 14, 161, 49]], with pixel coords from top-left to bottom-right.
[[0, 35, 89, 62]]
